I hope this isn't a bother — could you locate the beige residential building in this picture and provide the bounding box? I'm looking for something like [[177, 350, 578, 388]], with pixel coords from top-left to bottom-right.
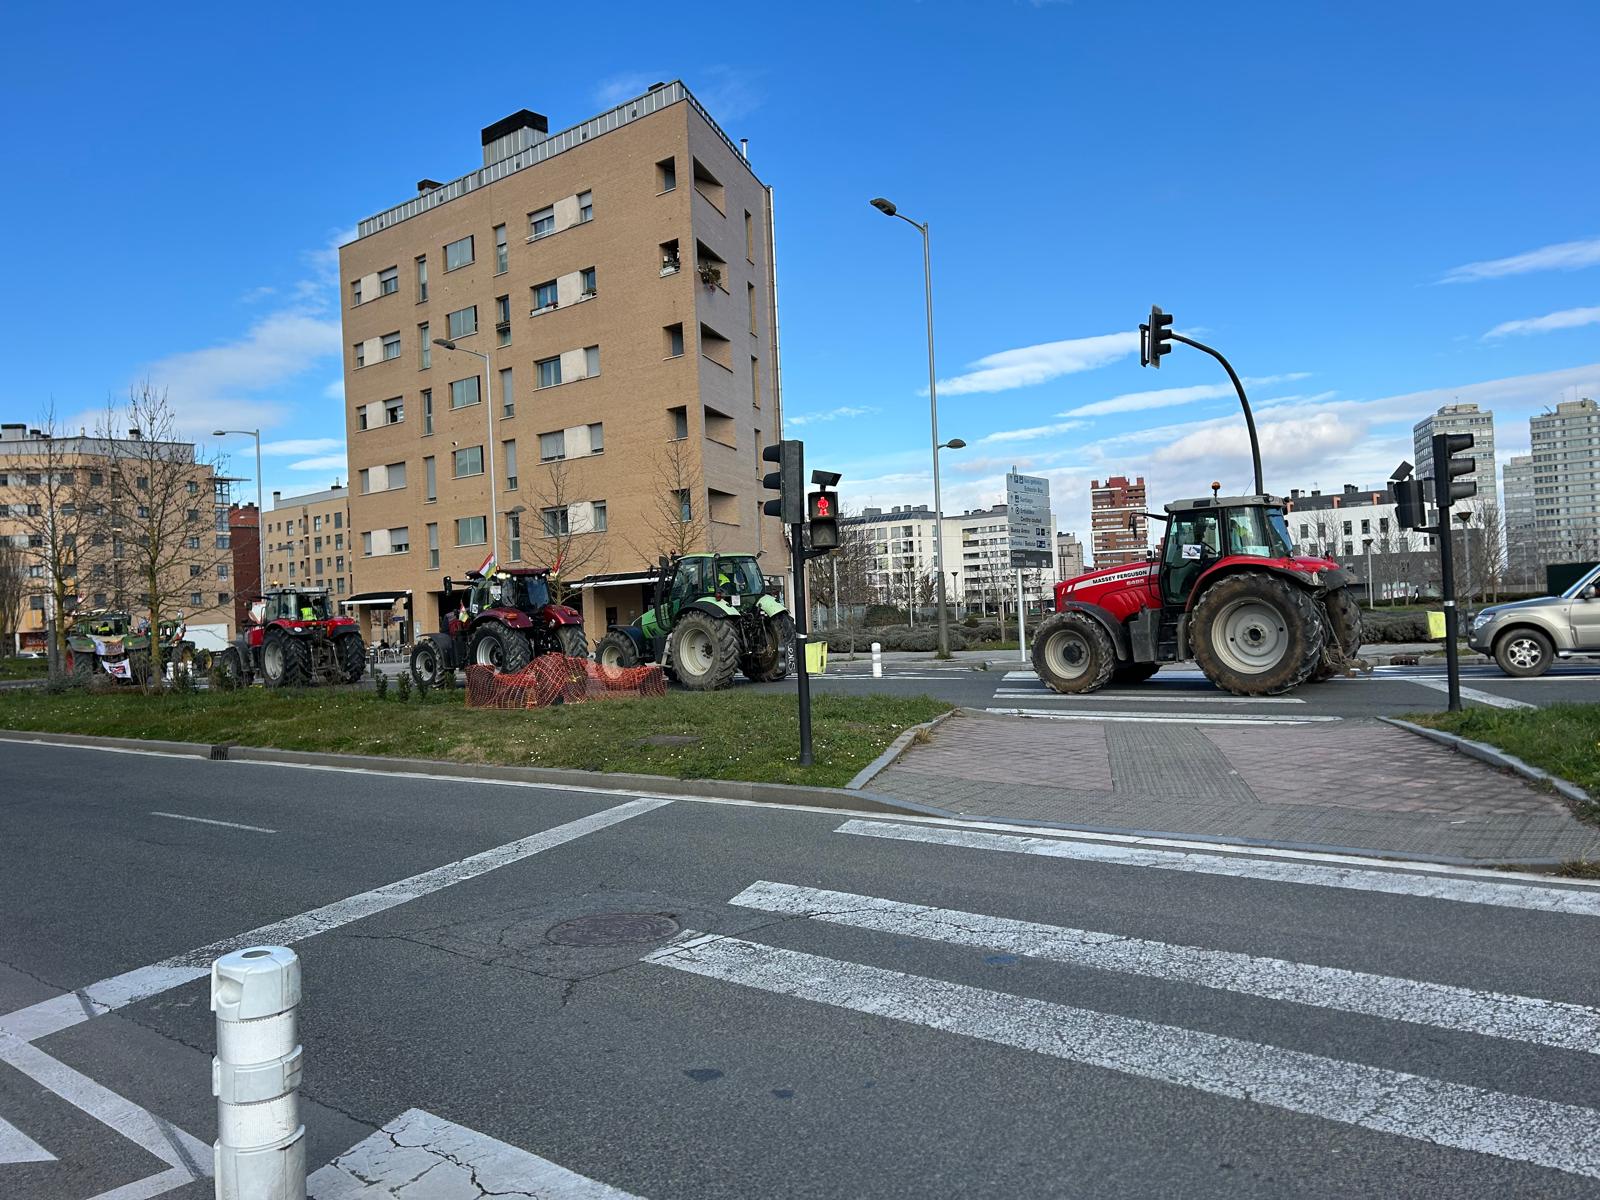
[[262, 483, 354, 595], [339, 81, 783, 643]]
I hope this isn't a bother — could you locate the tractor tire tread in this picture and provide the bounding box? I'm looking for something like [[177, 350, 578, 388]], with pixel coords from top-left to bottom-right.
[[1190, 570, 1324, 695], [337, 633, 367, 684], [742, 612, 795, 682], [670, 611, 740, 691], [1032, 611, 1117, 695]]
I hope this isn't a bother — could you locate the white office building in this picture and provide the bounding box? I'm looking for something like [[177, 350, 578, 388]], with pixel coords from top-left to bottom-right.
[[1413, 403, 1497, 504], [848, 503, 1059, 612], [1530, 397, 1600, 561]]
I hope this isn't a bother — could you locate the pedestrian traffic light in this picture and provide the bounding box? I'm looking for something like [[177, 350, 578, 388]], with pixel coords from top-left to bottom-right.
[[807, 489, 839, 550], [762, 439, 804, 524], [1393, 478, 1428, 531], [1432, 432, 1477, 507], [1141, 305, 1174, 368]]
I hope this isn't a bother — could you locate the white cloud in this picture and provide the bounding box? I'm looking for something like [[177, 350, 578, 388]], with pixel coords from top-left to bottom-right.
[[978, 420, 1087, 444], [695, 66, 764, 122], [263, 438, 343, 457], [594, 73, 656, 108], [1440, 236, 1600, 284], [787, 406, 878, 427], [936, 331, 1138, 396], [1059, 374, 1309, 419], [323, 379, 345, 401], [287, 455, 348, 473], [1484, 305, 1600, 339]]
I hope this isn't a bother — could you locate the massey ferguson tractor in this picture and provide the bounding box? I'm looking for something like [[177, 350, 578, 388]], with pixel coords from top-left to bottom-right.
[[408, 567, 587, 687], [215, 588, 367, 687], [1031, 307, 1362, 697]]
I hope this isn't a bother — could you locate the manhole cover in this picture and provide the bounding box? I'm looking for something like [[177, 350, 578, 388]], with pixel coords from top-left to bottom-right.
[[546, 913, 680, 947]]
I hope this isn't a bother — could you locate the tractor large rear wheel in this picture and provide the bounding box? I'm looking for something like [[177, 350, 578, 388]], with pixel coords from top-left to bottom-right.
[[742, 612, 794, 682], [70, 651, 94, 680], [556, 625, 589, 659], [1032, 612, 1116, 695], [336, 633, 367, 684], [214, 646, 249, 689], [594, 631, 641, 679], [470, 621, 532, 673], [1190, 572, 1324, 695], [1311, 587, 1363, 681], [669, 611, 740, 691], [261, 629, 312, 687], [410, 640, 447, 690]]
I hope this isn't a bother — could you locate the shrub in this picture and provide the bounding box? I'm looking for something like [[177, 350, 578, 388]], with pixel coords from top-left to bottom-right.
[[863, 604, 907, 627], [374, 671, 390, 700], [395, 672, 412, 703]]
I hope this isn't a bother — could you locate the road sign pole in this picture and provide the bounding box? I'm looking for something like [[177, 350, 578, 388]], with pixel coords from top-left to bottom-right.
[[791, 521, 813, 767], [1016, 569, 1027, 662]]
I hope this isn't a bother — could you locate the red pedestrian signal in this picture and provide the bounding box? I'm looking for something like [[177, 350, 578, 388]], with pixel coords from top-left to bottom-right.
[[807, 489, 840, 549]]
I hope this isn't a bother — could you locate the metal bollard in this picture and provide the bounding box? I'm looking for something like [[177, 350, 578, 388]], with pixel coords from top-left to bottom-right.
[[212, 946, 305, 1200], [871, 642, 882, 679]]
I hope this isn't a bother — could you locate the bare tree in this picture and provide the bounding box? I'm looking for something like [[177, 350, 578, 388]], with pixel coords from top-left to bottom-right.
[[628, 438, 711, 564], [1471, 498, 1505, 602], [524, 458, 607, 604], [97, 381, 228, 685], [0, 534, 25, 654]]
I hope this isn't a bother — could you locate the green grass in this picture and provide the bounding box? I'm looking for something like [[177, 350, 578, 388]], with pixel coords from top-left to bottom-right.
[[0, 686, 951, 789], [0, 656, 48, 680], [1407, 703, 1600, 808]]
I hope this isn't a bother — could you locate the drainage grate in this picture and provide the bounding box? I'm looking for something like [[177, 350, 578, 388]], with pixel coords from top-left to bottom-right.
[[209, 744, 231, 761], [545, 913, 680, 947]]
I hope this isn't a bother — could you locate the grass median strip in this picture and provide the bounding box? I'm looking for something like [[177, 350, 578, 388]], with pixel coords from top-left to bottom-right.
[[0, 687, 952, 789], [1407, 703, 1600, 807]]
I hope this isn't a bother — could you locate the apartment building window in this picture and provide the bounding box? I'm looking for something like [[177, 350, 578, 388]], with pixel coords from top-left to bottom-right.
[[391, 527, 410, 554], [424, 456, 436, 502], [419, 323, 430, 368], [751, 356, 761, 407], [748, 283, 757, 333], [499, 367, 514, 417], [532, 280, 558, 311], [584, 345, 600, 377], [384, 397, 403, 425], [591, 501, 608, 532], [745, 210, 755, 260], [692, 159, 725, 211], [503, 440, 518, 490], [660, 238, 680, 274], [670, 407, 689, 440], [447, 306, 477, 339], [422, 389, 433, 434], [444, 235, 474, 271], [351, 279, 363, 306], [580, 267, 597, 297], [456, 515, 487, 546], [578, 190, 593, 222], [539, 430, 565, 462], [354, 342, 366, 368], [656, 157, 676, 192], [665, 323, 685, 358], [507, 512, 521, 562], [191, 592, 203, 607], [494, 224, 508, 274], [675, 490, 692, 522], [379, 266, 398, 296], [415, 255, 428, 300], [427, 523, 439, 570], [453, 446, 484, 478], [382, 332, 401, 361], [450, 376, 480, 408], [536, 357, 561, 389], [541, 507, 569, 537], [700, 323, 732, 369], [528, 206, 554, 239], [495, 295, 512, 346]]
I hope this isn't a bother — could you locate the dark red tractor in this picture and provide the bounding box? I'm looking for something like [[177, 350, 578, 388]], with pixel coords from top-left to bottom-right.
[[409, 568, 587, 687], [216, 588, 367, 687]]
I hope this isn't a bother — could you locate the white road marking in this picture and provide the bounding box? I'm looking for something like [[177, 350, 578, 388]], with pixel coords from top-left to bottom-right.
[[837, 820, 1600, 917], [87, 1167, 197, 1200], [0, 1113, 54, 1163], [149, 810, 276, 833], [308, 1107, 643, 1199], [646, 932, 1600, 1180], [731, 881, 1600, 1053], [1405, 678, 1537, 710], [0, 797, 672, 1044], [984, 708, 1339, 725], [990, 689, 1305, 704]]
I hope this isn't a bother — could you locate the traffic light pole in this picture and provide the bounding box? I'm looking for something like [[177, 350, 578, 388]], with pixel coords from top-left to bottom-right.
[[790, 521, 813, 766], [1431, 439, 1463, 713]]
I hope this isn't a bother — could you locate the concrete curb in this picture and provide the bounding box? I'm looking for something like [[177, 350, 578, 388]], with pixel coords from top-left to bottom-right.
[[844, 709, 960, 792], [0, 729, 955, 820], [1379, 717, 1593, 806]]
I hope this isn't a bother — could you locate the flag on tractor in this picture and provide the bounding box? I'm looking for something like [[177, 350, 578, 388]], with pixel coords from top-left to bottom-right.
[[477, 550, 496, 576]]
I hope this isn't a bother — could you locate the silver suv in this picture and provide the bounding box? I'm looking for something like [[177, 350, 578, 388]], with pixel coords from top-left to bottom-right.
[[1469, 564, 1600, 676]]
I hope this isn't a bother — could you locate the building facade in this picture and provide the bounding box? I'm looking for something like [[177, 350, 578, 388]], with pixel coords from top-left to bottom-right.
[[848, 503, 1059, 612], [339, 82, 782, 644], [1055, 530, 1085, 582], [1413, 403, 1497, 503], [1090, 475, 1148, 566], [227, 502, 261, 630], [262, 484, 354, 597], [1529, 398, 1600, 565], [1502, 454, 1537, 585]]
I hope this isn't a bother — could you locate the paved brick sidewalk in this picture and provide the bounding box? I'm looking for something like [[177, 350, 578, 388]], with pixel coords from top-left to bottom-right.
[[870, 711, 1600, 863]]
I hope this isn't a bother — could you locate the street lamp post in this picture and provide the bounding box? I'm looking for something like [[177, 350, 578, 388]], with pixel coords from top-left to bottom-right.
[[433, 339, 500, 568], [1362, 536, 1375, 608], [871, 196, 953, 658], [213, 428, 265, 597]]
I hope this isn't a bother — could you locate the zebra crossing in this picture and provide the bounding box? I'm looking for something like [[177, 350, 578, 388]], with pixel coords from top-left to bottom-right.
[[986, 670, 1340, 723], [644, 819, 1600, 1183]]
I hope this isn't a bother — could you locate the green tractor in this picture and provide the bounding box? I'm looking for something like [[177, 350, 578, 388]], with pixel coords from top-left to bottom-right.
[[593, 554, 793, 690], [64, 610, 151, 683]]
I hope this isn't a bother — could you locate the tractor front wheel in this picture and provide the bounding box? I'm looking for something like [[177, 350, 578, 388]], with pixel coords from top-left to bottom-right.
[[410, 640, 447, 689], [214, 647, 249, 689], [70, 651, 94, 680], [669, 611, 740, 691], [1190, 572, 1324, 695], [1032, 612, 1116, 694], [742, 612, 795, 682], [556, 625, 589, 659], [336, 633, 367, 684], [470, 621, 533, 673], [594, 631, 640, 679]]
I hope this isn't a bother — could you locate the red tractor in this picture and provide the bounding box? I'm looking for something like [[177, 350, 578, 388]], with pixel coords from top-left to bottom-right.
[[408, 568, 587, 687], [216, 588, 367, 687]]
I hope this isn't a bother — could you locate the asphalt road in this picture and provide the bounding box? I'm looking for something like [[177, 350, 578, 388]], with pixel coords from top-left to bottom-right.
[[5, 742, 1600, 1198]]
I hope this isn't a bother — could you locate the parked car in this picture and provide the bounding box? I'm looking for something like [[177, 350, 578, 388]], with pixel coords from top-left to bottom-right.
[[1468, 563, 1600, 676]]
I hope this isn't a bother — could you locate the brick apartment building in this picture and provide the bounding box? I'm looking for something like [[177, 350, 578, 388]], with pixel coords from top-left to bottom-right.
[[339, 81, 782, 644], [1090, 475, 1148, 566], [227, 502, 260, 630]]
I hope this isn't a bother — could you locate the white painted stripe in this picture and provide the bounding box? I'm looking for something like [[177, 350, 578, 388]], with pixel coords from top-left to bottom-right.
[[308, 1107, 643, 1199], [646, 932, 1600, 1180], [149, 810, 277, 833], [984, 708, 1337, 725], [1406, 678, 1536, 710], [838, 820, 1600, 917], [0, 1031, 210, 1181], [731, 881, 1600, 1054], [0, 798, 671, 1043], [87, 1167, 195, 1200], [0, 1113, 54, 1163], [991, 689, 1305, 704]]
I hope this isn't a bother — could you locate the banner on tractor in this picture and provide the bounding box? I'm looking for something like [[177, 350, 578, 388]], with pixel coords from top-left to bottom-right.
[[464, 656, 666, 709], [103, 659, 133, 680]]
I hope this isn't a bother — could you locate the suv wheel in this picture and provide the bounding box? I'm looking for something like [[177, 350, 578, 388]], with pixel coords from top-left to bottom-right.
[[1495, 628, 1553, 678]]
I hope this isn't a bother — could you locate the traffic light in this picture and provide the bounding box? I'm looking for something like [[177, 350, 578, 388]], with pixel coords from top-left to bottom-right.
[[1433, 432, 1477, 506], [762, 439, 804, 524], [1141, 305, 1174, 368], [1393, 478, 1428, 531], [807, 490, 839, 550]]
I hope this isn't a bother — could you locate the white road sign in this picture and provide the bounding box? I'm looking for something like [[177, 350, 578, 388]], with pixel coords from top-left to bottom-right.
[[1006, 471, 1053, 568]]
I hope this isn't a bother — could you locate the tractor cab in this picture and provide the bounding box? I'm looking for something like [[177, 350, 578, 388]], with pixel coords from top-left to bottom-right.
[[261, 589, 334, 624], [648, 554, 764, 632], [72, 610, 132, 638], [447, 568, 553, 622], [1158, 496, 1298, 610]]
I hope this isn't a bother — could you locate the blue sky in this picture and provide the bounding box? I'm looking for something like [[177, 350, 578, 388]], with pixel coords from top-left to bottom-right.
[[3, 2, 1597, 546]]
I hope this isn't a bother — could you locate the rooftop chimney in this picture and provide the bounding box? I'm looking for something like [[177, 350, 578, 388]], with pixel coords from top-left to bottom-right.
[[480, 110, 549, 167], [416, 178, 443, 194], [272, 490, 282, 506]]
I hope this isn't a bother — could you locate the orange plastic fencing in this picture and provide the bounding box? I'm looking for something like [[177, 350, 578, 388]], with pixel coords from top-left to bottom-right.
[[464, 654, 667, 709]]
